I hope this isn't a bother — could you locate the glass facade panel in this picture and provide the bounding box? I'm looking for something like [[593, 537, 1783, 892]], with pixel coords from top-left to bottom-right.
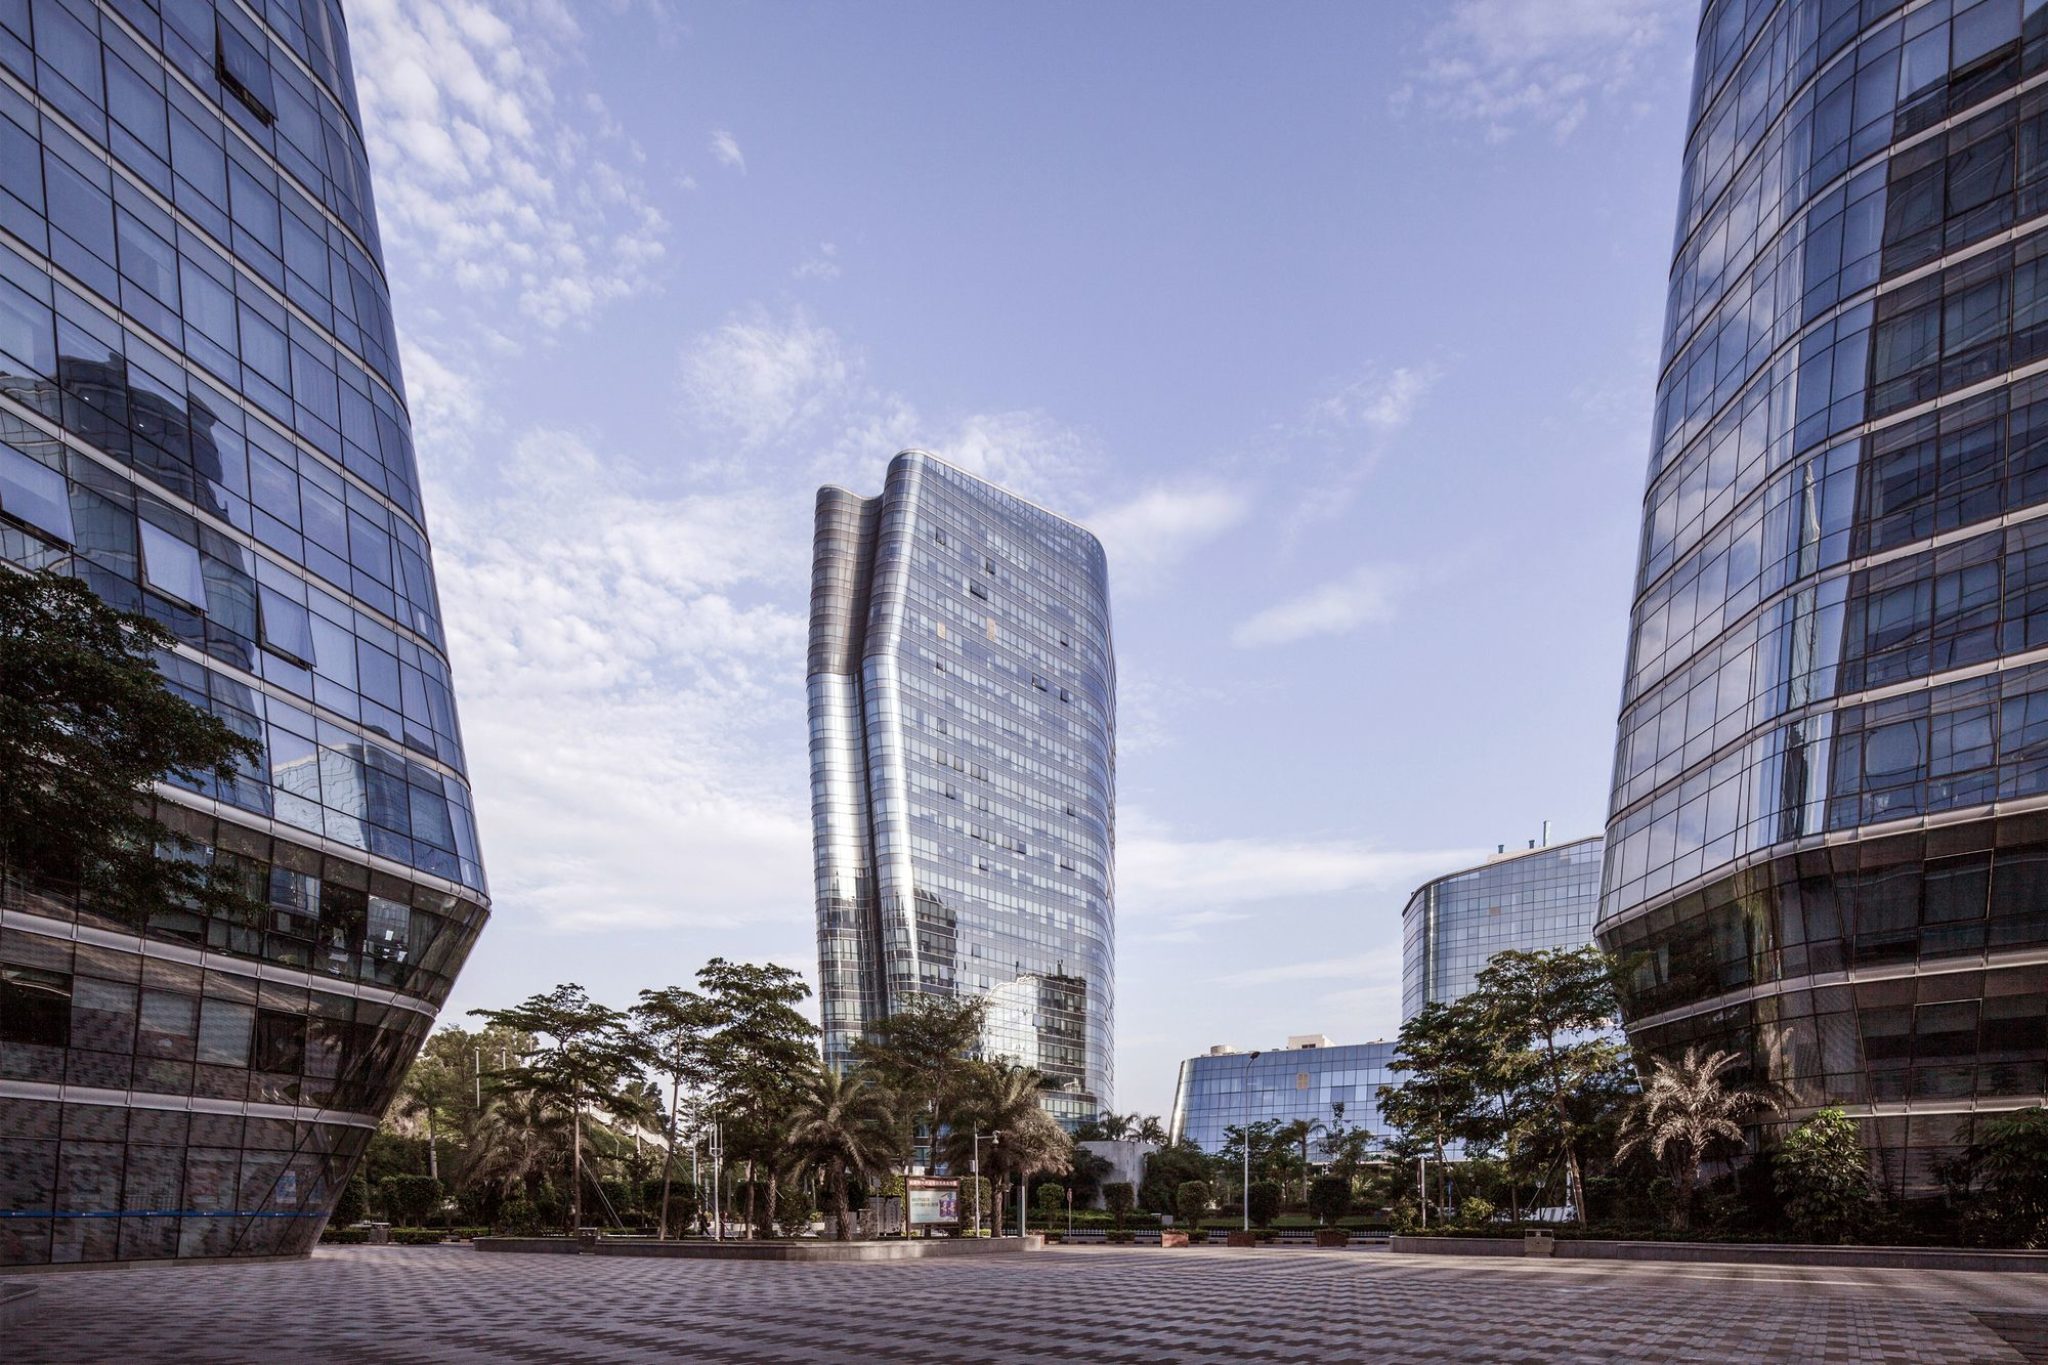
[[1167, 1043, 1396, 1156], [0, 0, 487, 1264], [809, 450, 1115, 1121], [1400, 837, 1605, 1021], [1605, 0, 2048, 1193]]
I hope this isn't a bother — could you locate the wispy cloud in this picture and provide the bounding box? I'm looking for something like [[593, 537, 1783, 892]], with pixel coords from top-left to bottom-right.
[[1311, 365, 1438, 434], [678, 307, 853, 451], [1086, 482, 1249, 594], [1398, 0, 1678, 142], [710, 128, 747, 172], [1118, 811, 1476, 917], [1214, 953, 1395, 987], [431, 429, 816, 932], [1231, 565, 1407, 648], [350, 0, 668, 330], [794, 242, 841, 281]]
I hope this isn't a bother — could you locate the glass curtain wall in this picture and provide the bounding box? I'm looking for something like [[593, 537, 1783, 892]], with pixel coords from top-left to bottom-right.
[[1400, 837, 1605, 1021], [0, 0, 487, 1265], [809, 450, 1115, 1123], [1602, 0, 2048, 1195]]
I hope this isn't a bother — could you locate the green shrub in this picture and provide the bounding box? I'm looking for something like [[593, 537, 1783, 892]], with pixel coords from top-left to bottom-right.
[[776, 1182, 816, 1236], [1457, 1196, 1496, 1228], [320, 1226, 370, 1244], [378, 1174, 442, 1228], [1776, 1108, 1873, 1244], [1104, 1182, 1136, 1231], [1105, 1229, 1135, 1244], [1035, 1182, 1065, 1219], [1974, 1106, 2048, 1248], [331, 1176, 368, 1227], [1247, 1181, 1282, 1228], [1176, 1180, 1211, 1231], [390, 1227, 448, 1246], [1307, 1175, 1350, 1225]]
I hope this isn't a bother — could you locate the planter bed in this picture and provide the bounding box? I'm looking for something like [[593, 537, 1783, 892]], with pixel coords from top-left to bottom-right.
[[475, 1235, 1044, 1262]]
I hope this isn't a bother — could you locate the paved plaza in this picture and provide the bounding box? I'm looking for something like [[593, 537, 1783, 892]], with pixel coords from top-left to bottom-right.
[[11, 1243, 2048, 1362]]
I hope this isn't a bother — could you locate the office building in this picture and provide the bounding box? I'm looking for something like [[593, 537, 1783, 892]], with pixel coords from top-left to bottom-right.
[[1601, 0, 2048, 1193], [809, 450, 1114, 1121], [0, 0, 487, 1264], [1168, 1036, 1396, 1155], [1401, 835, 1605, 1020]]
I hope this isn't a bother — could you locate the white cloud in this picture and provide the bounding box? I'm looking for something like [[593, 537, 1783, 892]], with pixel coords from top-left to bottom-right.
[[794, 243, 841, 281], [710, 129, 747, 172], [350, 0, 669, 329], [1214, 954, 1396, 987], [1312, 365, 1437, 434], [430, 429, 816, 932], [1087, 483, 1248, 594], [1231, 565, 1406, 648], [1118, 810, 1477, 918], [678, 308, 853, 450], [1400, 0, 1677, 142]]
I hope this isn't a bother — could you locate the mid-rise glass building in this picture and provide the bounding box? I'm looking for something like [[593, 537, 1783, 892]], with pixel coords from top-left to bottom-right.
[[0, 0, 486, 1265], [1168, 1038, 1396, 1155], [809, 450, 1114, 1122], [1602, 0, 2048, 1194], [1400, 835, 1605, 1020]]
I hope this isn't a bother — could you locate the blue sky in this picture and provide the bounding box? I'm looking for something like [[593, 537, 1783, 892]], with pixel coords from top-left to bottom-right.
[[348, 0, 1696, 1118]]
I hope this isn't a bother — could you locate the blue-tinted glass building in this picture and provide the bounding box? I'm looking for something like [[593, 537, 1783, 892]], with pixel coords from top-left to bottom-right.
[[1401, 836, 1605, 1021], [0, 0, 487, 1265], [1168, 1038, 1396, 1155], [810, 451, 1114, 1122], [1603, 0, 2048, 1195]]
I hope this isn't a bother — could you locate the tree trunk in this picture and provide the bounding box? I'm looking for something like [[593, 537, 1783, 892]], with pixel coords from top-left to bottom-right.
[[832, 1161, 850, 1241], [658, 1078, 680, 1240], [1676, 1157, 1696, 1233], [992, 1174, 1006, 1238], [766, 1167, 780, 1239], [743, 1158, 756, 1239], [571, 1102, 584, 1234]]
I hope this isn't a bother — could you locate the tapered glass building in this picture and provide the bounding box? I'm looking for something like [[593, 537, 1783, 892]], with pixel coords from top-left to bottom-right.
[[1602, 0, 2048, 1195], [0, 0, 486, 1264], [810, 450, 1114, 1122], [1401, 836, 1605, 1021]]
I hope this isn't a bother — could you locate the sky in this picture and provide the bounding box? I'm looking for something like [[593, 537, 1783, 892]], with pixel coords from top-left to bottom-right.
[[346, 0, 1698, 1119]]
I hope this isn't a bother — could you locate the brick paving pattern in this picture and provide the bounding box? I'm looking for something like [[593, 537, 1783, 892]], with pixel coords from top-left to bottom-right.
[[12, 1244, 2048, 1362]]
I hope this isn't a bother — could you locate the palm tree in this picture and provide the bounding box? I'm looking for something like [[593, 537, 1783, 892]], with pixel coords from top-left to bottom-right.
[[942, 1061, 1067, 1236], [785, 1067, 899, 1241], [1099, 1111, 1133, 1141], [1134, 1115, 1167, 1144], [1616, 1046, 1779, 1231], [459, 1090, 571, 1216]]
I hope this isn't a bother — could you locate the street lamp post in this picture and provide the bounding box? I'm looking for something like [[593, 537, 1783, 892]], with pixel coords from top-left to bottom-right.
[[972, 1131, 1000, 1237], [709, 1122, 724, 1242], [1241, 1050, 1262, 1233]]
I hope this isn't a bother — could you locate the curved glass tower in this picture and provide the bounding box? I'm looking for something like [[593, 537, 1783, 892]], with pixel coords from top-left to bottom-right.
[[0, 1, 486, 1264], [1402, 836, 1604, 1021], [1603, 0, 2048, 1194], [810, 450, 1115, 1122]]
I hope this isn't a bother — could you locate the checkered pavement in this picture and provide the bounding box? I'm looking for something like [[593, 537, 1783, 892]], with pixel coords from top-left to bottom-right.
[[10, 1243, 2048, 1362]]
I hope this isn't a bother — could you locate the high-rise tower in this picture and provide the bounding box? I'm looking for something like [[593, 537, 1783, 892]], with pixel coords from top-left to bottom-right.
[[809, 450, 1114, 1122], [0, 1, 486, 1264], [1603, 0, 2048, 1194]]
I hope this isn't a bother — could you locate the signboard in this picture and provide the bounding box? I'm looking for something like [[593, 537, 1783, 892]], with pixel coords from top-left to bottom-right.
[[905, 1176, 959, 1227]]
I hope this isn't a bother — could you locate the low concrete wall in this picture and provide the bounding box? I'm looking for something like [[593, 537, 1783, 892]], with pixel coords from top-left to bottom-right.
[[476, 1235, 1044, 1262], [1391, 1235, 2048, 1273], [1390, 1236, 1525, 1258]]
